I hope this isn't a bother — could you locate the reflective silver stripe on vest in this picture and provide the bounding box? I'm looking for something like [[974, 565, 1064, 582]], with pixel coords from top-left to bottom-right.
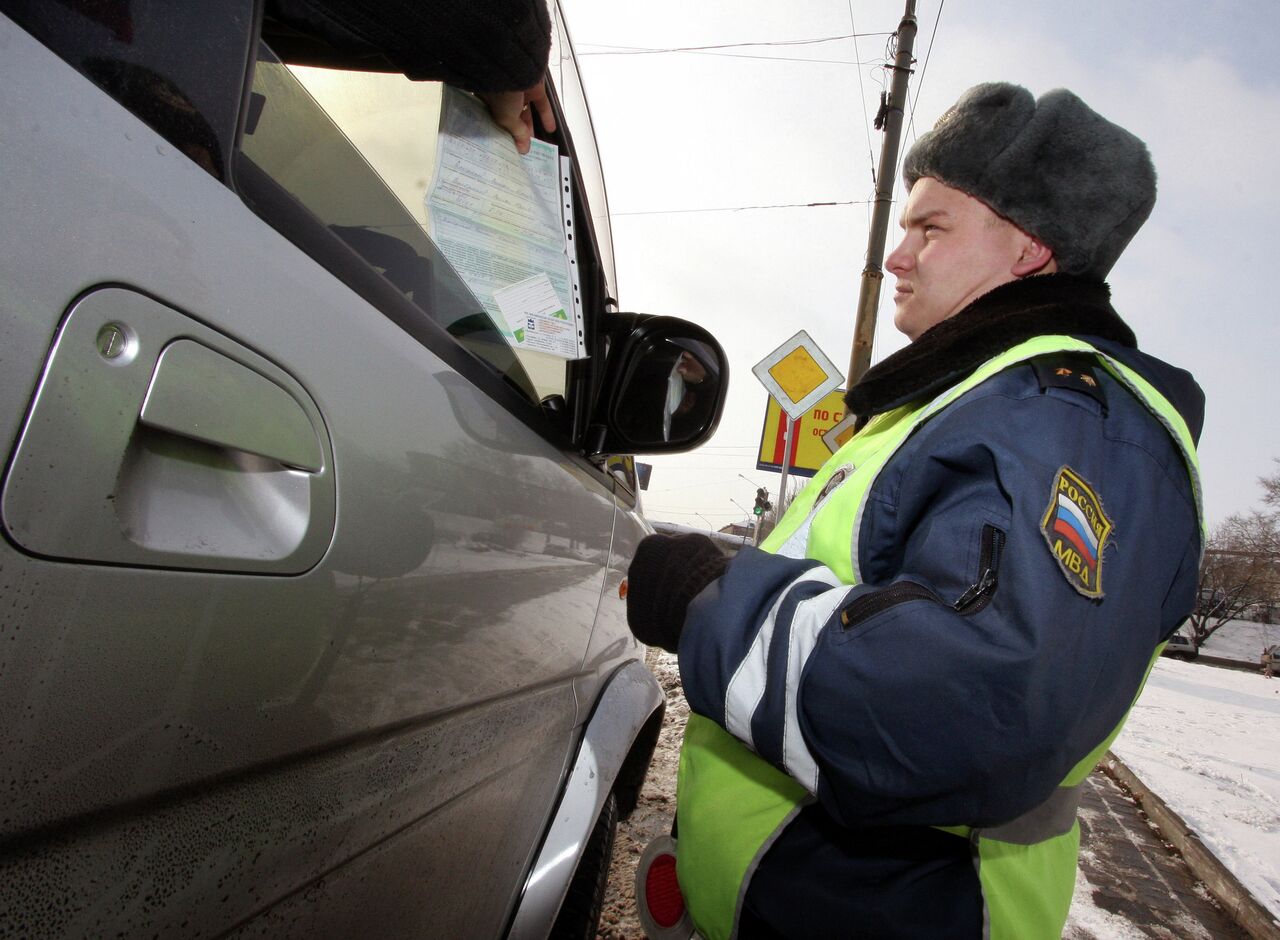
[[781, 584, 846, 792], [722, 583, 793, 751], [722, 567, 843, 793], [974, 782, 1084, 845]]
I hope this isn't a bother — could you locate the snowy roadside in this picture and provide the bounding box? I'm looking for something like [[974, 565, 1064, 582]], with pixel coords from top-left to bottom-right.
[[1111, 654, 1280, 923], [1200, 618, 1279, 664], [600, 648, 684, 939]]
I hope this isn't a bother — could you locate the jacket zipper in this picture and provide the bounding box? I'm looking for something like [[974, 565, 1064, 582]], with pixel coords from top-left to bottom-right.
[[840, 580, 942, 626], [840, 524, 1005, 628], [953, 524, 1005, 614]]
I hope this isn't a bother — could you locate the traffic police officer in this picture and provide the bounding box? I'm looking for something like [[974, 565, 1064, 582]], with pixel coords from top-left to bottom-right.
[[627, 83, 1204, 939]]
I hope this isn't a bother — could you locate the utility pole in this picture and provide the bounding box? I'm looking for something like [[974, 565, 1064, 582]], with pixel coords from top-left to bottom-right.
[[776, 416, 796, 521], [730, 498, 753, 547], [846, 0, 918, 389]]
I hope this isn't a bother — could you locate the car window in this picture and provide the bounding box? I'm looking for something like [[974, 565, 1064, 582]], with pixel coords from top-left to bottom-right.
[[240, 43, 574, 404], [2, 0, 254, 182]]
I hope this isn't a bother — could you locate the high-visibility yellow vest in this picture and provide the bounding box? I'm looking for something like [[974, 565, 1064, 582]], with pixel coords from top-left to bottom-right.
[[675, 336, 1204, 940]]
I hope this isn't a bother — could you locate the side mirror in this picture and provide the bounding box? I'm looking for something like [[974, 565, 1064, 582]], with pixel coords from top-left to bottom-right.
[[590, 315, 728, 455]]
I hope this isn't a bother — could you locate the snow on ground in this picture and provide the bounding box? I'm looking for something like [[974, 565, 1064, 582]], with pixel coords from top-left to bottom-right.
[[1064, 863, 1164, 940], [1112, 649, 1280, 921], [1200, 617, 1279, 663]]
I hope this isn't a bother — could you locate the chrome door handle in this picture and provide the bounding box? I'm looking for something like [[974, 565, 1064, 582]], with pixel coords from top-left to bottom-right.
[[140, 339, 323, 473], [2, 287, 335, 573]]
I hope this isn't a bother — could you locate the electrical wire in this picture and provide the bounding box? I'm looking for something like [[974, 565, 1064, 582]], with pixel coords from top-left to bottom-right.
[[581, 49, 879, 66], [578, 33, 892, 55], [658, 509, 753, 517], [906, 0, 945, 147], [611, 199, 871, 217], [643, 469, 770, 476], [847, 0, 879, 201]]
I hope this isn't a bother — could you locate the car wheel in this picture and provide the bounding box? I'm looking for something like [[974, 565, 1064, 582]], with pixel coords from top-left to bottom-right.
[[549, 790, 618, 940]]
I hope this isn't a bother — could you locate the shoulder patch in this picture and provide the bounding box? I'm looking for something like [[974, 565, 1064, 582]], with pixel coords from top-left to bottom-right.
[[1041, 466, 1113, 598], [1031, 355, 1107, 410]]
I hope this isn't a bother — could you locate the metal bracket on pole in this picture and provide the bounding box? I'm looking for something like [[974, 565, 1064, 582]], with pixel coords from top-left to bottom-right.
[[777, 416, 797, 519]]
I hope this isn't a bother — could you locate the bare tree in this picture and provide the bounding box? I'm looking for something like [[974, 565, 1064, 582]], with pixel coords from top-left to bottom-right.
[[1188, 463, 1280, 644], [1261, 457, 1280, 509]]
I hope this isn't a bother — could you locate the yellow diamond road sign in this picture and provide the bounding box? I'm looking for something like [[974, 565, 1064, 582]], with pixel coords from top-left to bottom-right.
[[752, 330, 843, 420], [767, 347, 827, 403]]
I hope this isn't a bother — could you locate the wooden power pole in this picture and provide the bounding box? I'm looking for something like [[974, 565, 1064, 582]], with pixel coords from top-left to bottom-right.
[[846, 0, 918, 389]]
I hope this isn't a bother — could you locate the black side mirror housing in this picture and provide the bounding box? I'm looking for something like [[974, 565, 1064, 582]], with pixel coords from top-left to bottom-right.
[[589, 314, 729, 456]]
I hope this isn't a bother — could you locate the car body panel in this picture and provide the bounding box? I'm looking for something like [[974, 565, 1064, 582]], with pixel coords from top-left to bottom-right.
[[0, 12, 658, 936], [507, 660, 663, 939]]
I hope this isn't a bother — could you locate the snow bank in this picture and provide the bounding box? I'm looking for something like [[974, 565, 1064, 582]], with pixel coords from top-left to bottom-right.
[[1112, 656, 1280, 920], [1200, 618, 1279, 663]]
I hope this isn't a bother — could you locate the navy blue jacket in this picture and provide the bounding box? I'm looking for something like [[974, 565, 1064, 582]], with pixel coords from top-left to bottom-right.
[[677, 277, 1204, 937]]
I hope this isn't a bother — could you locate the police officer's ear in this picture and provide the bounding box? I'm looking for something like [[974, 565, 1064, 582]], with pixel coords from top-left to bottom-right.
[[1012, 234, 1056, 277]]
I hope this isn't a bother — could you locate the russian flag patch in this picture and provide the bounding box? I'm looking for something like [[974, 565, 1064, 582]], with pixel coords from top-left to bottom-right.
[[1041, 466, 1112, 598]]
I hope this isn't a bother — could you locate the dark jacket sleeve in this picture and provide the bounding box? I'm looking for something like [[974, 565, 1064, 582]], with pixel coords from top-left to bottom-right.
[[679, 368, 1201, 830], [266, 0, 552, 91]]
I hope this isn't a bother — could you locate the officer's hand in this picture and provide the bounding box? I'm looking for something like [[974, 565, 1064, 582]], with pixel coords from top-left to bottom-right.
[[626, 533, 728, 653], [480, 78, 556, 154]]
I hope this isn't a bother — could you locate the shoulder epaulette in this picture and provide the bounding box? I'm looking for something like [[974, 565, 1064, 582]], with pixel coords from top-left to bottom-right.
[[1030, 354, 1107, 411]]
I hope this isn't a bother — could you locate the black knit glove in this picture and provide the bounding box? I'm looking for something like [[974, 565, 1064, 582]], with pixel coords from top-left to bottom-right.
[[626, 533, 729, 653]]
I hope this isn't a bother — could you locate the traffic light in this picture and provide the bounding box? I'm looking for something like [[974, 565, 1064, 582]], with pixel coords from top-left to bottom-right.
[[753, 487, 772, 516]]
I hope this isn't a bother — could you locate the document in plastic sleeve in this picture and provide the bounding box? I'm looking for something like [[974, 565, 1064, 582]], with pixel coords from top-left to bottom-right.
[[426, 87, 583, 357], [493, 273, 580, 358]]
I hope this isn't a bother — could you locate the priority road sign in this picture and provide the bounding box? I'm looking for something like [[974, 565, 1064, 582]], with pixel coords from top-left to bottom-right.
[[751, 330, 843, 420], [821, 413, 860, 455]]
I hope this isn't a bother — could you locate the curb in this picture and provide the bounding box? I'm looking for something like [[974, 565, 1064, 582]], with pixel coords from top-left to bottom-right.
[[1195, 653, 1266, 674], [1101, 752, 1280, 940]]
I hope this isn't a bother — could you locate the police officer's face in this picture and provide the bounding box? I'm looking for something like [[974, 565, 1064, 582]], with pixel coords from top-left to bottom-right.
[[885, 178, 1034, 341]]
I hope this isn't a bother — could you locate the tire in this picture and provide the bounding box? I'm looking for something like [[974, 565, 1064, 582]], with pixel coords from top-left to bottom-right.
[[549, 791, 619, 940]]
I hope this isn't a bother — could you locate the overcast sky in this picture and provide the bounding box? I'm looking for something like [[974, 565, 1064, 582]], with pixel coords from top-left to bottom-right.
[[559, 0, 1280, 531]]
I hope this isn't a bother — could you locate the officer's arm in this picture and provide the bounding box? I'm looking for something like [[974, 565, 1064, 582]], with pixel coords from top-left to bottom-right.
[[679, 388, 1200, 829]]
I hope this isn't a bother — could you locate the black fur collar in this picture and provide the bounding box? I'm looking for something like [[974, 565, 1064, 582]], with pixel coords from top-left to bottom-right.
[[844, 274, 1136, 419]]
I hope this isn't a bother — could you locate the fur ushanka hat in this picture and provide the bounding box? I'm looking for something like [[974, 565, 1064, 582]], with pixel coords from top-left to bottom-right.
[[902, 83, 1156, 280]]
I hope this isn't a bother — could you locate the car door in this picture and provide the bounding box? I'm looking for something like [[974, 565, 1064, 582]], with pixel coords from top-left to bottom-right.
[[0, 4, 620, 936]]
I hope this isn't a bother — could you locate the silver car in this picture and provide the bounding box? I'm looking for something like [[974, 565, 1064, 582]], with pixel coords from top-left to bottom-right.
[[1161, 631, 1198, 660], [0, 2, 726, 936]]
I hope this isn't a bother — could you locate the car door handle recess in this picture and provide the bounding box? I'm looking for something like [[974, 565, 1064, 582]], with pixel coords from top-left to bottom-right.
[[1, 286, 335, 573], [141, 339, 323, 473]]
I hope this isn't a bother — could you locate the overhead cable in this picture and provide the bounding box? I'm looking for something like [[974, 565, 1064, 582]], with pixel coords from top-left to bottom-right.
[[578, 33, 892, 55], [612, 199, 872, 217], [847, 0, 879, 196], [906, 0, 946, 145]]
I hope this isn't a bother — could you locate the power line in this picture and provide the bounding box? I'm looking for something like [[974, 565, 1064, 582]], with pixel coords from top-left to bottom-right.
[[578, 33, 892, 55], [643, 464, 762, 470], [657, 509, 751, 517], [847, 0, 878, 198], [581, 49, 879, 66], [612, 199, 871, 217], [906, 0, 945, 146], [650, 479, 749, 492]]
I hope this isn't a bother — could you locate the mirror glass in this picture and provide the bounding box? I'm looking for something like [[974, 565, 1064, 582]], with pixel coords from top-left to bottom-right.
[[613, 335, 724, 448]]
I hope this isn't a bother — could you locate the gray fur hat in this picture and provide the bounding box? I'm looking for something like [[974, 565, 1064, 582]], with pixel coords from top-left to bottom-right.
[[902, 83, 1155, 279]]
